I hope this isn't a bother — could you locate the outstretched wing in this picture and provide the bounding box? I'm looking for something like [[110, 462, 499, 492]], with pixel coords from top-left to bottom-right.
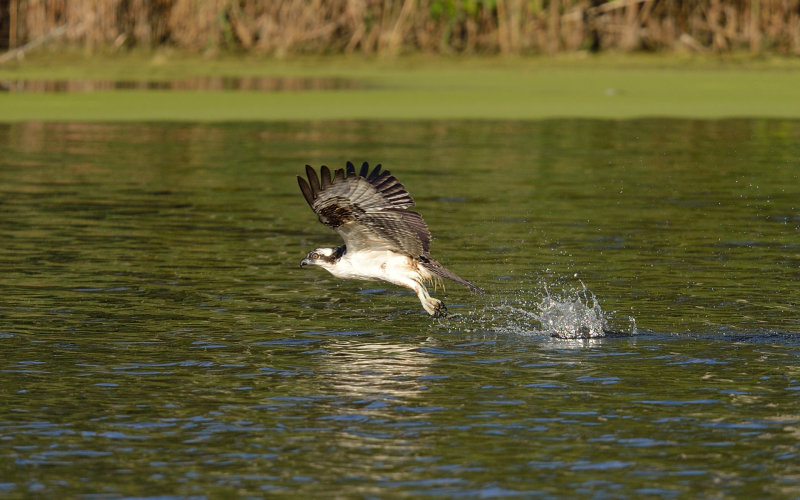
[[298, 162, 431, 257]]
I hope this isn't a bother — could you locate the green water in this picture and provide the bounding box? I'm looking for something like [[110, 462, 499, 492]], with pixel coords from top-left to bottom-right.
[[1, 120, 799, 497]]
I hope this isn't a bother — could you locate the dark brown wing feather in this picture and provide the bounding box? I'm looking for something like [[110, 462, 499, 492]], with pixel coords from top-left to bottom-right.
[[298, 162, 428, 256], [306, 165, 320, 196], [299, 161, 483, 293], [298, 171, 315, 207]]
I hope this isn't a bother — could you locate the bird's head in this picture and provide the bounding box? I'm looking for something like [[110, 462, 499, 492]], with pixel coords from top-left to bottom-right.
[[300, 246, 343, 270]]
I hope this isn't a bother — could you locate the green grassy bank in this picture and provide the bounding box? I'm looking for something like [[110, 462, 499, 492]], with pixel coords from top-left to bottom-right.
[[2, 51, 800, 121]]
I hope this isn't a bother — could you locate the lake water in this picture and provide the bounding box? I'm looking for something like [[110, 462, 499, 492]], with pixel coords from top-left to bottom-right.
[[1, 120, 798, 497], [0, 77, 363, 93]]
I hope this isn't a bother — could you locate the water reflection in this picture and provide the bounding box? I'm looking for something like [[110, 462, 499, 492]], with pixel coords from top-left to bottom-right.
[[1, 119, 799, 497], [0, 76, 364, 93], [2, 119, 797, 334]]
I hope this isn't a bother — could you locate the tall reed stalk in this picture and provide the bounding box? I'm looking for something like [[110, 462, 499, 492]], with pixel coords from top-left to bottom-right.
[[6, 0, 800, 55]]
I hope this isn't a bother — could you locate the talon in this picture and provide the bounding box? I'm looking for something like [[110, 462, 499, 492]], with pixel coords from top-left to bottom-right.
[[432, 301, 448, 318]]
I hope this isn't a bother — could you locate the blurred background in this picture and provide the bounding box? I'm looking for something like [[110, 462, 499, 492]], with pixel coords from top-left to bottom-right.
[[2, 0, 799, 57]]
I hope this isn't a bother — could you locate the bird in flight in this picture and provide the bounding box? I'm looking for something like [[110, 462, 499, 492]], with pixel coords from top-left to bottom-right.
[[298, 161, 483, 317]]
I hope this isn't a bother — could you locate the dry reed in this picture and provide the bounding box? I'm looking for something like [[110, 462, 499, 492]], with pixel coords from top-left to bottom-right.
[[5, 0, 800, 55]]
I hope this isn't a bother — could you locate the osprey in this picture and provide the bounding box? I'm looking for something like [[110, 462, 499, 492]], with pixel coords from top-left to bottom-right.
[[298, 161, 483, 317]]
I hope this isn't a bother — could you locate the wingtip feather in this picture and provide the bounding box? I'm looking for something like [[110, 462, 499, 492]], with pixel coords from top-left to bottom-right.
[[367, 164, 383, 181], [320, 165, 332, 188], [298, 175, 315, 206], [305, 164, 320, 195]]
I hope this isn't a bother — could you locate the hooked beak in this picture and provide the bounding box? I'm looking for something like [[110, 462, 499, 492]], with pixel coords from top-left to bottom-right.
[[300, 258, 312, 268]]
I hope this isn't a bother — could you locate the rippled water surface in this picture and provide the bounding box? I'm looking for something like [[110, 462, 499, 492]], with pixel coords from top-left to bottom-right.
[[1, 120, 799, 497]]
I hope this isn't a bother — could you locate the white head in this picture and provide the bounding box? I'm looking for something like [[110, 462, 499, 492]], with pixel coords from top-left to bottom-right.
[[299, 246, 344, 271]]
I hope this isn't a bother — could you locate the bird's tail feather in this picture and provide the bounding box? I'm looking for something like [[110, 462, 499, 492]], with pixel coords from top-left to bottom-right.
[[421, 257, 484, 295]]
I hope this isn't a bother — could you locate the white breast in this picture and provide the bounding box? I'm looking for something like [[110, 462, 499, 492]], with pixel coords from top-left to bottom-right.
[[329, 249, 425, 287]]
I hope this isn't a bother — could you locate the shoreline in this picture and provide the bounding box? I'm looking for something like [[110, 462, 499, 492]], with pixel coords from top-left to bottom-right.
[[2, 51, 800, 122]]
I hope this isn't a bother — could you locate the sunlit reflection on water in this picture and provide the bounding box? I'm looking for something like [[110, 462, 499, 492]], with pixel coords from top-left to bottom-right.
[[0, 119, 798, 497]]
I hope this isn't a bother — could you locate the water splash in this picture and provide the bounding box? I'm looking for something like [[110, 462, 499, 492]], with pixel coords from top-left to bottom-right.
[[534, 283, 607, 339], [447, 281, 636, 340]]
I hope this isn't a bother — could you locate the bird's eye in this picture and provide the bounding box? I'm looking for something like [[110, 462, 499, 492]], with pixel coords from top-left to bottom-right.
[[312, 253, 319, 259]]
